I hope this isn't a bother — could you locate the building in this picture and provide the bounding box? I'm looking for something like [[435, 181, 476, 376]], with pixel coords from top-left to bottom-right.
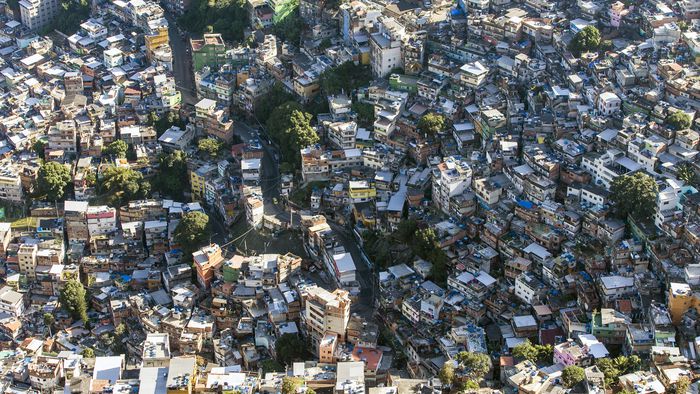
[[18, 244, 38, 279], [432, 156, 472, 214], [19, 0, 58, 30], [0, 286, 25, 317], [166, 356, 197, 393], [143, 333, 171, 368], [302, 286, 351, 352], [192, 244, 225, 289], [460, 61, 489, 88], [370, 18, 404, 78], [194, 98, 234, 142], [0, 166, 23, 202], [191, 34, 226, 71], [246, 196, 264, 229], [327, 121, 358, 150]]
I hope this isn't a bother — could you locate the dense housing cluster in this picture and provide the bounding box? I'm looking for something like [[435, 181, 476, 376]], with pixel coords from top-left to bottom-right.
[[0, 0, 699, 392]]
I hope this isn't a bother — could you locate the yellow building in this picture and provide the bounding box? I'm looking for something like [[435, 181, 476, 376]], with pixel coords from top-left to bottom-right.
[[189, 164, 216, 202], [348, 180, 376, 202], [668, 283, 698, 325], [145, 27, 169, 54]]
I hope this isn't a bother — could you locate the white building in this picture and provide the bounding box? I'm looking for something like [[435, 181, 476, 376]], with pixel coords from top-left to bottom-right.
[[142, 333, 171, 368], [460, 61, 489, 88], [86, 205, 117, 237], [370, 17, 404, 78], [580, 149, 641, 188], [19, 0, 58, 31], [245, 196, 264, 229], [597, 92, 621, 116], [241, 158, 262, 183], [432, 156, 472, 214], [597, 275, 635, 302], [327, 121, 357, 150], [514, 271, 546, 304], [0, 286, 25, 317], [158, 125, 194, 151], [655, 178, 695, 229], [0, 166, 23, 202]]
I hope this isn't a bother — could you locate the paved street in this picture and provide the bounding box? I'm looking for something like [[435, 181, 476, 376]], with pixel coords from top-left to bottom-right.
[[166, 14, 197, 106], [166, 21, 376, 315]]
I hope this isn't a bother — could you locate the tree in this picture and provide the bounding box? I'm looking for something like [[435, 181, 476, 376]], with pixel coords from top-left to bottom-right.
[[255, 83, 295, 120], [561, 366, 585, 388], [417, 113, 446, 136], [198, 138, 223, 158], [352, 102, 375, 128], [60, 280, 88, 323], [174, 211, 211, 259], [102, 140, 128, 158], [462, 380, 480, 391], [455, 351, 491, 381], [319, 62, 372, 95], [275, 333, 306, 365], [439, 361, 455, 386], [81, 347, 95, 358], [43, 313, 55, 336], [266, 102, 318, 168], [534, 344, 553, 363], [38, 162, 72, 201], [512, 340, 540, 362], [610, 172, 659, 221], [281, 377, 303, 394], [148, 111, 186, 136], [596, 356, 641, 387], [152, 151, 189, 199], [667, 111, 692, 131], [33, 139, 46, 160], [273, 2, 303, 44], [676, 376, 690, 394], [100, 166, 150, 206], [568, 26, 601, 55], [677, 162, 698, 186], [178, 0, 249, 42]]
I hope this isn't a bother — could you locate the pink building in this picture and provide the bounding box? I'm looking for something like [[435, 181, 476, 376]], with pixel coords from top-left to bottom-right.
[[609, 1, 628, 28], [553, 340, 589, 366]]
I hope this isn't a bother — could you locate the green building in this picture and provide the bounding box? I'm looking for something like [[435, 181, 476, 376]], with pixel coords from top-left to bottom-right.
[[191, 34, 227, 71]]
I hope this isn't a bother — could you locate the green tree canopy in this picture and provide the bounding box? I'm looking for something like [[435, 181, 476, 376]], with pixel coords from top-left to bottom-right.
[[319, 62, 372, 95], [281, 377, 303, 394], [198, 138, 223, 158], [667, 111, 692, 131], [178, 0, 249, 41], [455, 351, 491, 381], [561, 366, 585, 388], [461, 380, 480, 391], [100, 166, 150, 206], [417, 113, 446, 136], [275, 333, 306, 365], [512, 340, 553, 363], [676, 376, 690, 394], [352, 102, 375, 128], [439, 361, 455, 386], [38, 161, 72, 201], [568, 26, 601, 55], [174, 211, 211, 258], [33, 139, 46, 160], [677, 162, 698, 187], [81, 347, 95, 358], [148, 111, 186, 136], [610, 172, 659, 221], [273, 1, 303, 44], [255, 83, 295, 120], [152, 151, 189, 199], [60, 279, 88, 323], [596, 356, 641, 387], [266, 102, 318, 168], [103, 140, 128, 159]]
